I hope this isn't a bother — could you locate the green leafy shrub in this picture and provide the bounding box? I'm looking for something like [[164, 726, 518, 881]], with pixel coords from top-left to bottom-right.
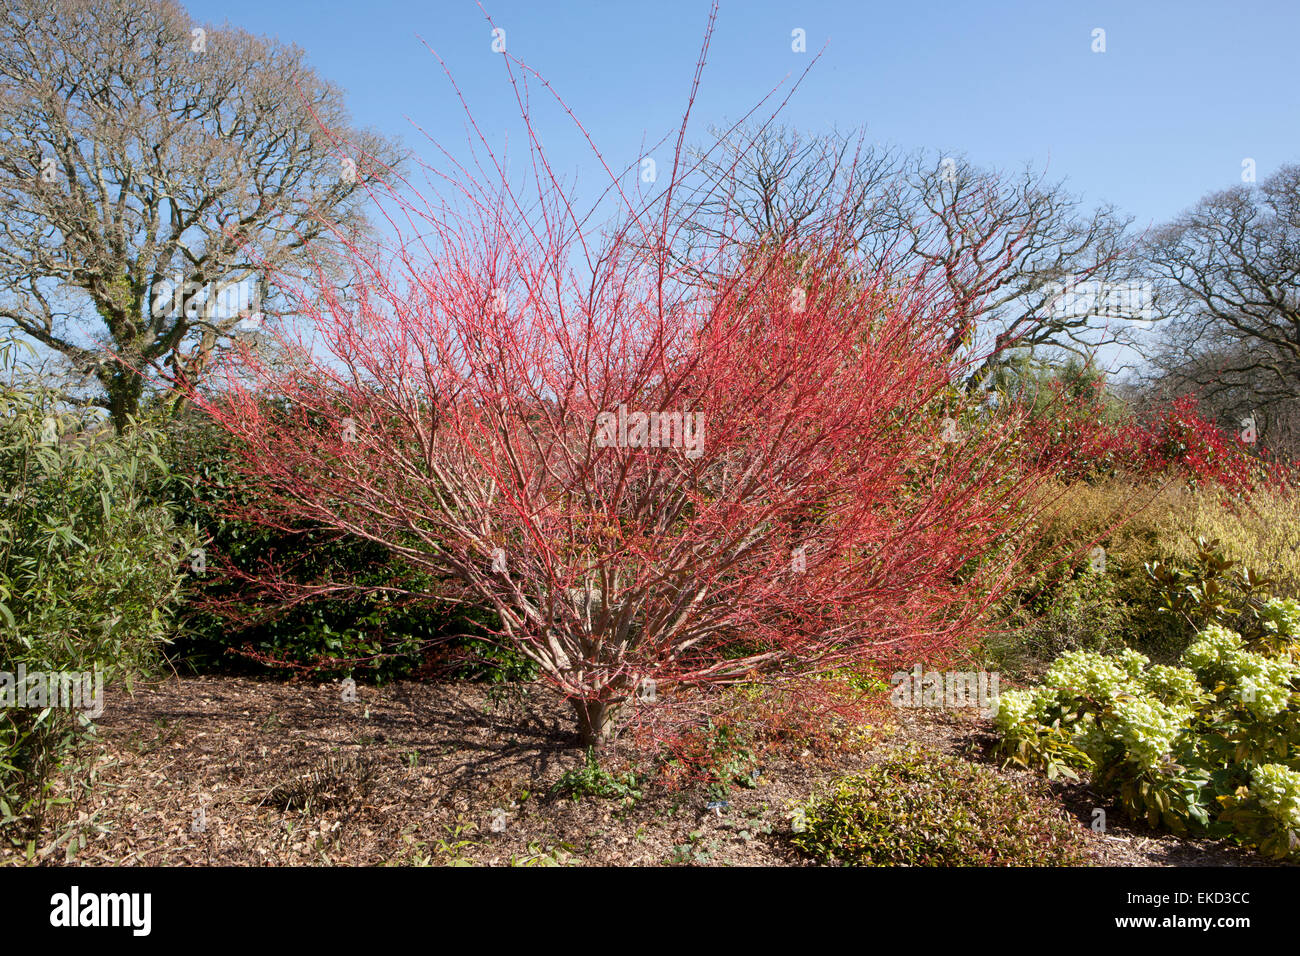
[[992, 502, 1291, 677], [995, 598, 1300, 858], [0, 342, 194, 842], [156, 406, 535, 683], [791, 746, 1089, 866], [1218, 764, 1300, 859], [1142, 536, 1278, 652], [989, 568, 1131, 678]]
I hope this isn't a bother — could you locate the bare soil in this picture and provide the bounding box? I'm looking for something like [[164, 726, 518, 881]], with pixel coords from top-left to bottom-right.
[[9, 676, 1283, 867]]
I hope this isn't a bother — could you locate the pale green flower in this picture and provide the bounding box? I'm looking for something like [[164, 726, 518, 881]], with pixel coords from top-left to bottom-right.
[[1045, 650, 1134, 703], [1252, 764, 1300, 830], [1117, 648, 1150, 678], [1223, 651, 1295, 718], [1261, 598, 1300, 641], [1108, 695, 1193, 771], [1182, 624, 1245, 676], [992, 688, 1037, 734], [1141, 664, 1205, 708]]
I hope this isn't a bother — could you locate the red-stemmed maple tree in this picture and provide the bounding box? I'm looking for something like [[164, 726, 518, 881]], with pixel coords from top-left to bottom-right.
[[192, 15, 1057, 748]]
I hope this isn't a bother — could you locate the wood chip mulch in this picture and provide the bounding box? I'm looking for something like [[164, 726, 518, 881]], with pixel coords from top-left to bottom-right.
[[5, 676, 1286, 867]]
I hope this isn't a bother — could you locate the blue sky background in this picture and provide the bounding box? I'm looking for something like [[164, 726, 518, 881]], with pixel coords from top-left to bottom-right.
[[184, 0, 1300, 232]]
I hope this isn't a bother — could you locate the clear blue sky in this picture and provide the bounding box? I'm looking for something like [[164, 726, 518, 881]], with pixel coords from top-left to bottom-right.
[[186, 0, 1300, 233]]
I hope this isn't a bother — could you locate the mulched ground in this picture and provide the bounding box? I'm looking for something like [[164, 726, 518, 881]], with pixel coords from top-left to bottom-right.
[[8, 676, 1284, 867]]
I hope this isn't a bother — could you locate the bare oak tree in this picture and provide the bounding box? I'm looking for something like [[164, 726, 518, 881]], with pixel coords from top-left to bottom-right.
[[0, 0, 403, 428], [673, 125, 1139, 388], [894, 153, 1139, 385], [1143, 164, 1300, 450], [674, 124, 905, 263]]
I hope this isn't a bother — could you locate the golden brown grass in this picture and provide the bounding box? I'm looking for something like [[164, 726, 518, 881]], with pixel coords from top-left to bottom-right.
[[1023, 480, 1300, 597]]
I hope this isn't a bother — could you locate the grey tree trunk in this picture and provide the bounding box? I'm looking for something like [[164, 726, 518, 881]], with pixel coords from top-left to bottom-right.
[[571, 699, 617, 750]]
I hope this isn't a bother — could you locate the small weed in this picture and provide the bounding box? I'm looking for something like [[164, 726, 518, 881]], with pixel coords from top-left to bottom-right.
[[385, 818, 479, 866], [668, 829, 721, 865], [509, 840, 577, 866], [550, 749, 643, 804]]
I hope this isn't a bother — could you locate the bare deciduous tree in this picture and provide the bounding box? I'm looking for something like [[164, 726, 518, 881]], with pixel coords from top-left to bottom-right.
[[0, 0, 403, 428], [1143, 164, 1300, 451], [671, 125, 1139, 387], [895, 153, 1139, 385], [674, 124, 905, 262]]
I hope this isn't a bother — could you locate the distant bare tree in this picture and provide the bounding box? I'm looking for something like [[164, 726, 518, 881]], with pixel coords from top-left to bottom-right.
[[673, 124, 905, 262], [0, 0, 403, 428], [671, 125, 1139, 388], [894, 153, 1139, 386], [1143, 164, 1300, 450]]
